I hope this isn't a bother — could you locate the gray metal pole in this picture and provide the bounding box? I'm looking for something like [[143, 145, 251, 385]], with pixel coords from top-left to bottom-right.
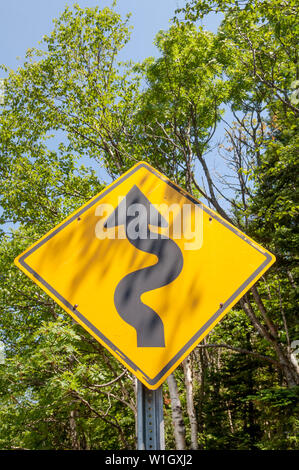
[[137, 380, 165, 450]]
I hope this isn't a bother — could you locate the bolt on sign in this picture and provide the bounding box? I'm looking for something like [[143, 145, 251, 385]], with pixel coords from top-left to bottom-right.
[[15, 162, 275, 389]]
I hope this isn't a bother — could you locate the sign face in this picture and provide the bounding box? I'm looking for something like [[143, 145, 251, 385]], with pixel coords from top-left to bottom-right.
[[15, 162, 275, 389]]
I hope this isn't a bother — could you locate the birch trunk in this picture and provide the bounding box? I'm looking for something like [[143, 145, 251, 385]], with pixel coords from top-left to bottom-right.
[[167, 373, 186, 450], [183, 356, 199, 449], [70, 410, 80, 450]]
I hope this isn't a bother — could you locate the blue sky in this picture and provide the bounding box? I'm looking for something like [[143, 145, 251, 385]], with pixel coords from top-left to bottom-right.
[[0, 1, 228, 229], [0, 0, 221, 71], [0, 1, 223, 163]]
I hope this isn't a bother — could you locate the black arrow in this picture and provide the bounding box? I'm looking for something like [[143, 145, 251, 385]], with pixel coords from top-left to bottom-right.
[[104, 185, 184, 347]]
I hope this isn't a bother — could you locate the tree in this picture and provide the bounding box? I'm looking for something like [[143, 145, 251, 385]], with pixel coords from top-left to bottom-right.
[[0, 5, 138, 450], [0, 1, 298, 449]]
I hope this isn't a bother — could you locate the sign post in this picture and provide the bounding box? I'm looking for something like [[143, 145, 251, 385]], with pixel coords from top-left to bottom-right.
[[137, 380, 164, 450]]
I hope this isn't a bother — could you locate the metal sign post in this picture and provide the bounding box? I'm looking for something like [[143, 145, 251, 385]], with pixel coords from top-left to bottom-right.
[[137, 380, 165, 450]]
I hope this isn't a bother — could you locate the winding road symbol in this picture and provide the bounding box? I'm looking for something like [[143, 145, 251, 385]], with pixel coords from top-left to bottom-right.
[[104, 185, 184, 348], [14, 162, 276, 388]]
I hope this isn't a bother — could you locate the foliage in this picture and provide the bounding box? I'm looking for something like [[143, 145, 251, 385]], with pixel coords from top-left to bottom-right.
[[0, 1, 298, 449], [0, 228, 136, 449]]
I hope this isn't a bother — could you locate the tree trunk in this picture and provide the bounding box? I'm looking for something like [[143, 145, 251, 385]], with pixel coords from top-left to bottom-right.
[[69, 409, 81, 450], [182, 356, 199, 449], [250, 285, 278, 338], [241, 296, 299, 387], [167, 373, 186, 450]]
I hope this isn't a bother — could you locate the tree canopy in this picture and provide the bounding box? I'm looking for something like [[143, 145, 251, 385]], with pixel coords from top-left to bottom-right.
[[0, 1, 298, 450]]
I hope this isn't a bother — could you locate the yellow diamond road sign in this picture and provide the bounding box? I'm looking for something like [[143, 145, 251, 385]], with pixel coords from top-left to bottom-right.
[[15, 162, 275, 389]]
